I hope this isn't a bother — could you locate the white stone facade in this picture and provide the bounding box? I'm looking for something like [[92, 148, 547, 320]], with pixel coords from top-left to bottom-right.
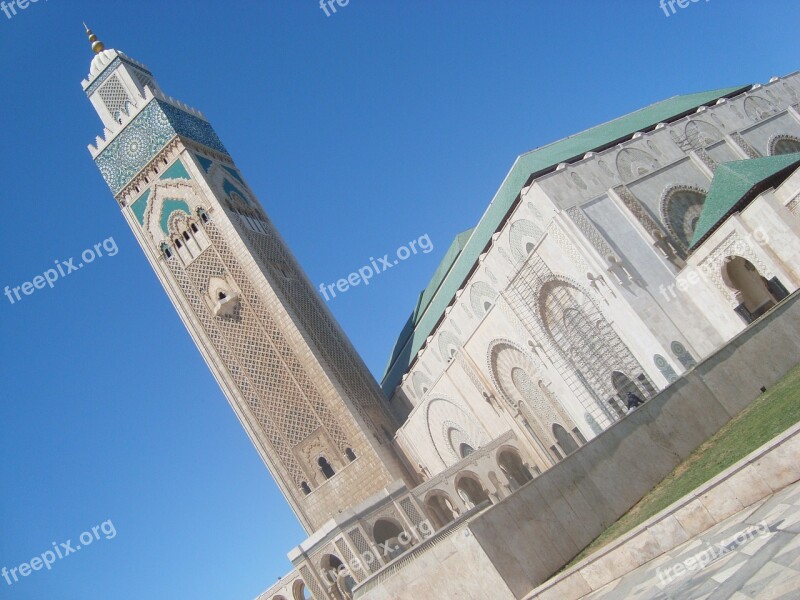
[[389, 73, 800, 486]]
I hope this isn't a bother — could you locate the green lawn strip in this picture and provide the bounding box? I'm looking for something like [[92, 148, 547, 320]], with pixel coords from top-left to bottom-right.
[[564, 363, 800, 569]]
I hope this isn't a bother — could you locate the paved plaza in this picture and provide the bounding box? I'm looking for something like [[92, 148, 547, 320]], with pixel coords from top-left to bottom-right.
[[583, 480, 800, 599]]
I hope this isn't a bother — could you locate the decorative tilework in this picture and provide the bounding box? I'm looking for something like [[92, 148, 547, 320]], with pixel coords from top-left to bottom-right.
[[223, 179, 250, 205], [160, 102, 227, 156], [160, 159, 191, 181], [94, 99, 229, 196], [160, 198, 191, 233], [131, 188, 150, 225], [566, 206, 619, 263], [95, 101, 176, 195], [223, 165, 245, 184], [195, 154, 214, 173], [654, 354, 679, 383]]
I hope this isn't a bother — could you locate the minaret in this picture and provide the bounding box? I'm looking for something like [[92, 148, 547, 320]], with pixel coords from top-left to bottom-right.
[[82, 28, 414, 533]]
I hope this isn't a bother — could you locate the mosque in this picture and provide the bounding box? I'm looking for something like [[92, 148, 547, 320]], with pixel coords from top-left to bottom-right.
[[81, 25, 800, 600]]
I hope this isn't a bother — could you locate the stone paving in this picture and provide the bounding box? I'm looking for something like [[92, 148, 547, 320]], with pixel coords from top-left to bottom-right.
[[582, 479, 800, 600]]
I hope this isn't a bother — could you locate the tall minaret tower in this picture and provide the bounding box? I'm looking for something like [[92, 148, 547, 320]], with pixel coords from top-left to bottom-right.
[[82, 28, 414, 533]]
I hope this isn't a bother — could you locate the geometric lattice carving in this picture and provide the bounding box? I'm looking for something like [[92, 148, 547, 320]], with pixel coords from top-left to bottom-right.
[[85, 56, 155, 96], [566, 206, 618, 263], [548, 222, 590, 274], [399, 496, 425, 529], [729, 132, 761, 159], [348, 528, 371, 557], [168, 220, 352, 488], [786, 191, 800, 217], [298, 565, 325, 599], [692, 148, 718, 174], [97, 74, 131, 120], [235, 213, 395, 440], [334, 538, 363, 583], [614, 185, 670, 241], [538, 278, 653, 423], [503, 255, 648, 429]]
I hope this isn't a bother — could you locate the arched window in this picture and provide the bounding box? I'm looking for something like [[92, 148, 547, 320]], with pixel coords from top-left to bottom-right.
[[300, 482, 311, 495], [723, 256, 786, 321], [538, 278, 652, 427], [552, 424, 579, 455], [616, 148, 659, 180], [660, 186, 706, 253], [497, 448, 533, 489], [456, 474, 490, 509], [318, 456, 335, 479], [345, 448, 356, 462], [459, 443, 475, 458], [685, 120, 723, 148], [424, 492, 457, 529], [292, 580, 311, 600], [769, 135, 800, 156], [373, 519, 408, 561]]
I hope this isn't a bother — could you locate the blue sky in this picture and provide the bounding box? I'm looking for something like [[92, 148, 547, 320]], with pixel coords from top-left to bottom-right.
[[0, 1, 798, 598]]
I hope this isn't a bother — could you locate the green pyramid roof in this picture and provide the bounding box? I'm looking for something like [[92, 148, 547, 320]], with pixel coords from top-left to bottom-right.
[[381, 84, 750, 394], [689, 153, 800, 249], [382, 228, 473, 374]]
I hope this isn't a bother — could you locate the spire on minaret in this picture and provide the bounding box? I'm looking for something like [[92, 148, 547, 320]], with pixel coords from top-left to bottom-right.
[[84, 23, 105, 54]]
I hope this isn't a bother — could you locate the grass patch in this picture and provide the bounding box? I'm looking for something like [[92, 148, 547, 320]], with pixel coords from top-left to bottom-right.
[[565, 362, 800, 569]]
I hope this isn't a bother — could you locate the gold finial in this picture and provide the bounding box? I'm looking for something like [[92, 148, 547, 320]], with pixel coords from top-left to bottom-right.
[[84, 22, 105, 54]]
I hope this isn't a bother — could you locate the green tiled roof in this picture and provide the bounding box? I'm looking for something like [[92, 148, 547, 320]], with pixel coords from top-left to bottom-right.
[[381, 84, 750, 394], [382, 228, 473, 375], [690, 153, 800, 248]]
